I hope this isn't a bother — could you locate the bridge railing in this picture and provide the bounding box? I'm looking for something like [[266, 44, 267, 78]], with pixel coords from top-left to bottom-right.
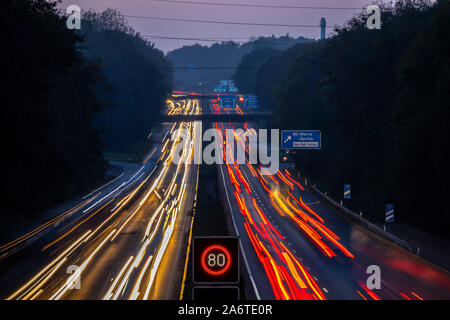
[[160, 113, 276, 122]]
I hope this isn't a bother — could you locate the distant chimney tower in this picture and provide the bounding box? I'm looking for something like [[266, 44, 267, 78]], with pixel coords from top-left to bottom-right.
[[320, 17, 326, 40]]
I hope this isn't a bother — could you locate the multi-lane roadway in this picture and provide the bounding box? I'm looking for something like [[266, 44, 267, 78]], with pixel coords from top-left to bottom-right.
[[1, 95, 449, 300], [210, 98, 450, 300]]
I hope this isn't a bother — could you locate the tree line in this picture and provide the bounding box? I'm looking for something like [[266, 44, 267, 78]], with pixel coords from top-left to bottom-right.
[[1, 1, 171, 224], [80, 9, 172, 153], [233, 0, 450, 239], [168, 35, 310, 92]]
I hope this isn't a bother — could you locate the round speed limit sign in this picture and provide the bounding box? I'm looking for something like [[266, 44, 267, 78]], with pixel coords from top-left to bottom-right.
[[193, 237, 239, 283], [201, 244, 232, 276]]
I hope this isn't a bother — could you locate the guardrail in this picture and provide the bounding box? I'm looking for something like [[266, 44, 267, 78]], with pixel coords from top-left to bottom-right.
[[311, 185, 412, 251]]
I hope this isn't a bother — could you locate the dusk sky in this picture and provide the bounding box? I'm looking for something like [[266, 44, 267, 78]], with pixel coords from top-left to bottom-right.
[[60, 0, 391, 53]]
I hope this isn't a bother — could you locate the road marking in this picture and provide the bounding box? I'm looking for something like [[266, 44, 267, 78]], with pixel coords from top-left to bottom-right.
[[323, 288, 328, 293], [82, 173, 125, 199]]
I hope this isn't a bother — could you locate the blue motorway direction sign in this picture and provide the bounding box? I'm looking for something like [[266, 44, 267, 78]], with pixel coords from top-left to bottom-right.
[[244, 94, 259, 109], [281, 130, 321, 149], [219, 95, 236, 109]]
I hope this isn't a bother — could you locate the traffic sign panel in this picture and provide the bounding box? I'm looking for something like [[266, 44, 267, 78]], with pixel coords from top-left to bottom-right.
[[281, 130, 321, 149], [193, 236, 239, 284]]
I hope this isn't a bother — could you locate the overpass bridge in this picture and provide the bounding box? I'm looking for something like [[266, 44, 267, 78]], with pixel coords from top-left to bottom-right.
[[161, 113, 276, 123], [170, 94, 219, 101]]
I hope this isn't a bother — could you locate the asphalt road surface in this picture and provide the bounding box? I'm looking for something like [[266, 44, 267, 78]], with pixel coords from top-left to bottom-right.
[[211, 98, 450, 300]]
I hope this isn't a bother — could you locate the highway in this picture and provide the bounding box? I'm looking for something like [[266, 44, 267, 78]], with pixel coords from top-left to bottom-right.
[[210, 98, 450, 300], [0, 98, 200, 300]]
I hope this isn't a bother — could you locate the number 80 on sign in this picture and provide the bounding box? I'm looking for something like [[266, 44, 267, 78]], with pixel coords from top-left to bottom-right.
[[193, 237, 239, 284]]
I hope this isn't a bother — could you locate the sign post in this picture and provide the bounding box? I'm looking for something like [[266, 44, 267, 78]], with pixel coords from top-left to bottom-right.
[[243, 94, 259, 109], [192, 236, 240, 300], [219, 95, 236, 109], [193, 236, 239, 284]]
